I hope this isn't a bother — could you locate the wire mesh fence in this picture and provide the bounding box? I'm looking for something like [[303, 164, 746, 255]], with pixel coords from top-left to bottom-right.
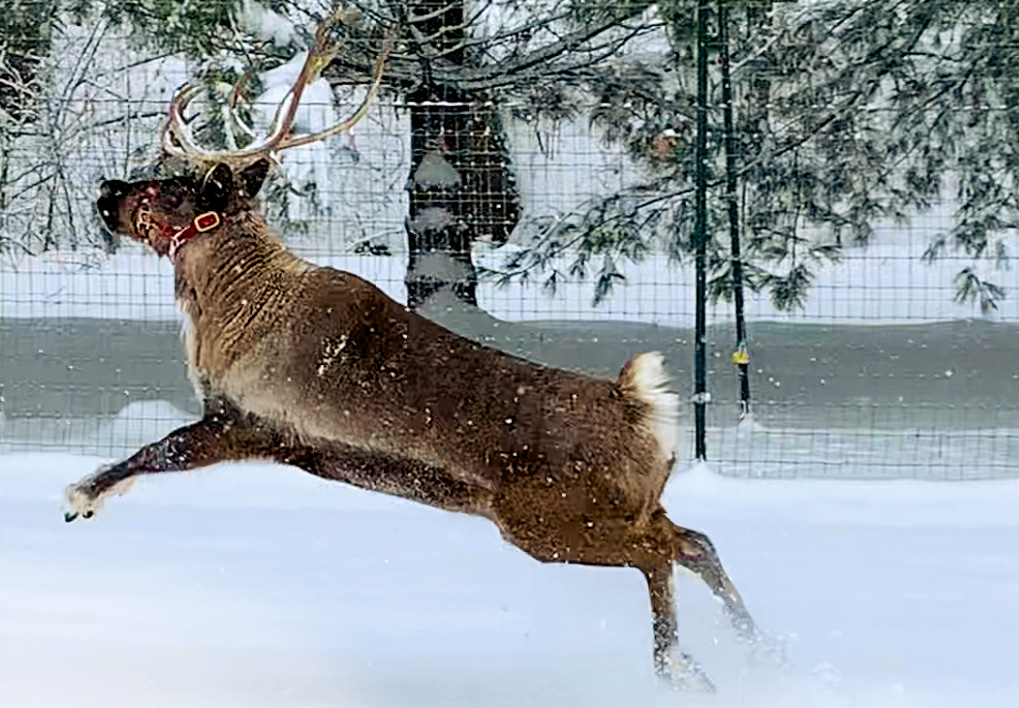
[[2, 1, 1018, 479]]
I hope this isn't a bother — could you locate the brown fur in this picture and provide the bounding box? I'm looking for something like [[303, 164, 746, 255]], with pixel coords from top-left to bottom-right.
[[69, 162, 767, 689]]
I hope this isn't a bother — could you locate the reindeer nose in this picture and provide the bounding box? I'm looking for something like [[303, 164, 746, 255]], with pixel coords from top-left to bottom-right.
[[99, 180, 130, 200], [97, 180, 131, 230]]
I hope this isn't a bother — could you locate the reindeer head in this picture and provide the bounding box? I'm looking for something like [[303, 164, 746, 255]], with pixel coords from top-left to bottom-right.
[[96, 162, 271, 257], [96, 10, 393, 260]]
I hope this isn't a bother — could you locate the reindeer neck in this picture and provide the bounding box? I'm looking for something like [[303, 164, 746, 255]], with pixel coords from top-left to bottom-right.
[[173, 211, 308, 342]]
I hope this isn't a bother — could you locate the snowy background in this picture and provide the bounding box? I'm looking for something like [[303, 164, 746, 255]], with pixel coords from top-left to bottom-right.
[[2, 13, 1019, 708], [1, 23, 1017, 478], [3, 239, 1018, 478]]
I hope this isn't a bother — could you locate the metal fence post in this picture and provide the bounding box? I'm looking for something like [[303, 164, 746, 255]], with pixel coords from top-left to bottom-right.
[[719, 2, 752, 420], [694, 0, 710, 460]]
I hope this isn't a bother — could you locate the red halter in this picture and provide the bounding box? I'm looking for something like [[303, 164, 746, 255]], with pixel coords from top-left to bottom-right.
[[168, 211, 221, 261]]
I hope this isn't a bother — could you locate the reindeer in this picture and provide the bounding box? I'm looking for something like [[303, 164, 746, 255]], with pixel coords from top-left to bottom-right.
[[65, 12, 767, 691]]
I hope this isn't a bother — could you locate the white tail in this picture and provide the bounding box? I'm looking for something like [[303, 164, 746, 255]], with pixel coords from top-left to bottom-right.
[[620, 351, 681, 464]]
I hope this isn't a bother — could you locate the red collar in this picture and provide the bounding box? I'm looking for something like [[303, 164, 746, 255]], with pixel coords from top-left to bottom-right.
[[168, 211, 222, 261]]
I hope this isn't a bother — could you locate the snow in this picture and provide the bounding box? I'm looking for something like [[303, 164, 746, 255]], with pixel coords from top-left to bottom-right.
[[2, 453, 1017, 707], [4, 236, 1018, 324], [239, 1, 297, 47], [0, 249, 406, 321], [715, 424, 1019, 480], [254, 56, 339, 194]]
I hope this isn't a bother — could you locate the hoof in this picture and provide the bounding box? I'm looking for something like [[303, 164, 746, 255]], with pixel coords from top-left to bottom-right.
[[63, 509, 93, 523], [63, 481, 100, 522], [746, 631, 790, 669], [659, 650, 716, 693], [62, 466, 134, 523]]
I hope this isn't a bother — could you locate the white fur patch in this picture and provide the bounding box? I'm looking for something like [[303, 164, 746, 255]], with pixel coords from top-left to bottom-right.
[[177, 307, 206, 398], [626, 352, 681, 463], [316, 334, 349, 376], [63, 466, 136, 520]]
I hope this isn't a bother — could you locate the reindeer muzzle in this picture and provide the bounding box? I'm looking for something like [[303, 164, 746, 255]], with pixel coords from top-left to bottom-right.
[[97, 180, 131, 231]]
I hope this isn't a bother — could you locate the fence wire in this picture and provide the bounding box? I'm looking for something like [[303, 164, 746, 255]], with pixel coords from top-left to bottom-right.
[[2, 1, 1018, 479]]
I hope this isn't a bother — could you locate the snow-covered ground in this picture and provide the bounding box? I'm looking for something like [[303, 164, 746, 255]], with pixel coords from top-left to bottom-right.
[[2, 453, 1016, 708]]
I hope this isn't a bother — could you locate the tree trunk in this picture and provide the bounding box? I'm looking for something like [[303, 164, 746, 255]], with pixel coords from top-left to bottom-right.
[[404, 0, 520, 310], [0, 1, 52, 121], [0, 0, 55, 218]]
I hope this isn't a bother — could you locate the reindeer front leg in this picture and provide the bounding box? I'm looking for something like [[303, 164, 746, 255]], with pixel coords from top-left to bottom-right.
[[63, 411, 252, 522], [65, 398, 495, 522]]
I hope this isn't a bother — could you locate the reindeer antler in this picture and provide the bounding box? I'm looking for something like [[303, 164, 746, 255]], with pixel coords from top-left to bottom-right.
[[162, 11, 395, 166]]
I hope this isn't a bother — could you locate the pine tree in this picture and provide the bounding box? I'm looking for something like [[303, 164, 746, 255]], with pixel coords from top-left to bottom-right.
[[506, 0, 1018, 312]]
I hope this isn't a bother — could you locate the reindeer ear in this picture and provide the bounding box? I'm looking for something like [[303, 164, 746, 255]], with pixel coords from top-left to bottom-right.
[[199, 163, 233, 210], [239, 159, 270, 198]]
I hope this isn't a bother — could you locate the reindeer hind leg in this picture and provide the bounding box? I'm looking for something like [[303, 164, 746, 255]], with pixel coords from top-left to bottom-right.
[[672, 528, 751, 627], [672, 523, 787, 666], [641, 563, 715, 692]]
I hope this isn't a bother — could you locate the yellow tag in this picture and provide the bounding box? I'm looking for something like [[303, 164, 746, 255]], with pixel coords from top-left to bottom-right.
[[732, 350, 749, 365]]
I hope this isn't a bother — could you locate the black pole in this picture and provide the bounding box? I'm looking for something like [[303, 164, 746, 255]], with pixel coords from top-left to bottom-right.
[[694, 0, 709, 460], [719, 2, 752, 420]]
